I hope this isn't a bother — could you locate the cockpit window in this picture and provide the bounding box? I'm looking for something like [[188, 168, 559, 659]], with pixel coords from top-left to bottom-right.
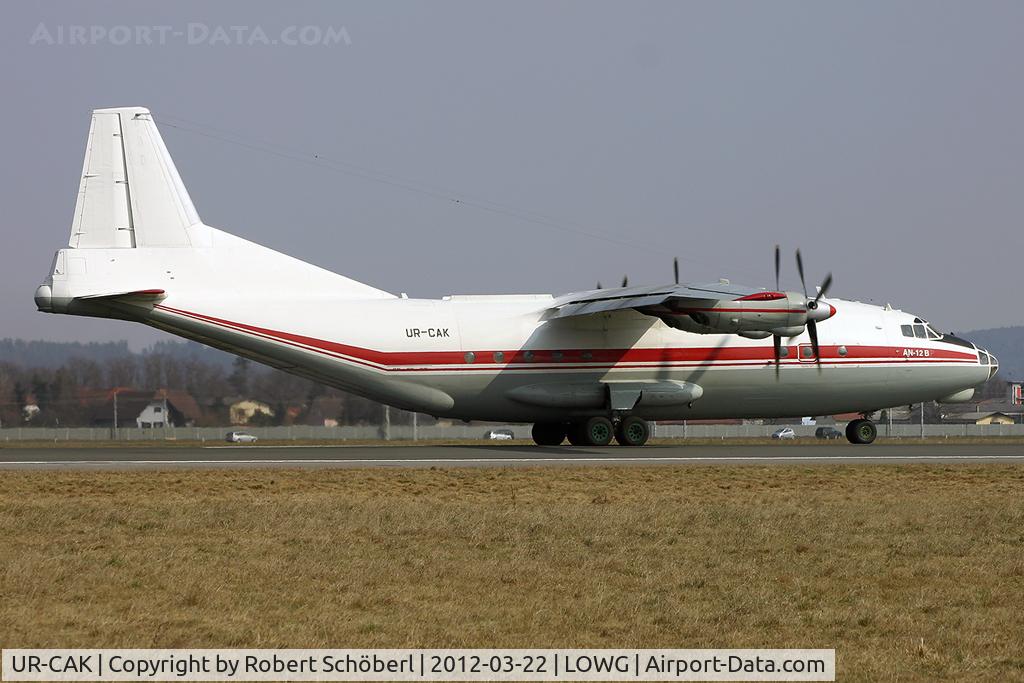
[[902, 321, 942, 339]]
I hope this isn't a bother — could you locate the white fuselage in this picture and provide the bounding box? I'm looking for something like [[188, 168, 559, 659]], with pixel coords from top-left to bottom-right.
[[148, 296, 990, 422], [36, 228, 994, 423]]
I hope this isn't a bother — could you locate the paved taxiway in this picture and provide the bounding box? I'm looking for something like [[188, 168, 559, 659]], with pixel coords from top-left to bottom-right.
[[1, 443, 1023, 470]]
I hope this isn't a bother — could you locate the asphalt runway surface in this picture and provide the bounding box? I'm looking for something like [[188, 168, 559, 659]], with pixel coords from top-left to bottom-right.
[[1, 442, 1023, 470]]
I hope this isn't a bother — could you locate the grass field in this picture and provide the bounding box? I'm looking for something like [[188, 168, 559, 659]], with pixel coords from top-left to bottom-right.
[[2, 465, 1023, 680]]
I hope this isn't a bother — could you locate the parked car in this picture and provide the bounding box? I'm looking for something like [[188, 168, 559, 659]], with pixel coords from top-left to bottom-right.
[[225, 431, 259, 443], [484, 429, 515, 440], [771, 427, 796, 440], [815, 426, 843, 440]]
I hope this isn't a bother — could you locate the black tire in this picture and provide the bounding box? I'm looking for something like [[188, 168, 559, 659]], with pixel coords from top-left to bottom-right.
[[846, 419, 877, 445], [615, 416, 650, 446], [566, 422, 589, 446], [531, 422, 566, 446], [845, 420, 859, 443], [582, 416, 614, 446]]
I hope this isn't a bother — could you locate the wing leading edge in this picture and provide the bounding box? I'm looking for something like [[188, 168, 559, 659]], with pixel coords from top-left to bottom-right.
[[544, 280, 833, 342], [546, 281, 762, 320]]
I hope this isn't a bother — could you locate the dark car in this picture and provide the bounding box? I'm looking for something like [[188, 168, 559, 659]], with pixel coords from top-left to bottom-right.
[[815, 426, 843, 440]]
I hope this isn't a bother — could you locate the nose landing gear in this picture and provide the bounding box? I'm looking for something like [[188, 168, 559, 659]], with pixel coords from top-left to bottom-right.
[[531, 416, 651, 447], [845, 418, 877, 445]]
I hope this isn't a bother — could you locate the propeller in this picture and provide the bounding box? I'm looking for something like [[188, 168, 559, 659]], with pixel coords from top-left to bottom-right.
[[795, 249, 807, 298], [773, 333, 782, 379], [673, 257, 679, 285], [795, 249, 833, 370], [772, 245, 782, 377], [774, 244, 781, 291], [769, 248, 834, 377], [814, 273, 833, 304], [597, 276, 629, 291]]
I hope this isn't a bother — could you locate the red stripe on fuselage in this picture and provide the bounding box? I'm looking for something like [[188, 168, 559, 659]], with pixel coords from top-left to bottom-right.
[[675, 307, 806, 314], [153, 304, 978, 371]]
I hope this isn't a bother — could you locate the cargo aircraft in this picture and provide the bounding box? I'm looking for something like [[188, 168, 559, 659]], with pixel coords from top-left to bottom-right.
[[34, 108, 999, 446]]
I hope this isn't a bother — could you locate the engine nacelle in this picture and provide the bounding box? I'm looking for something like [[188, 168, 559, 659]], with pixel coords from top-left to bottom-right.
[[770, 325, 806, 337], [656, 291, 836, 336], [687, 292, 807, 333]]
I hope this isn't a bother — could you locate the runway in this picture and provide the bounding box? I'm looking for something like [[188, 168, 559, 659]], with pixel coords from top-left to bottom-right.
[[1, 442, 1023, 470]]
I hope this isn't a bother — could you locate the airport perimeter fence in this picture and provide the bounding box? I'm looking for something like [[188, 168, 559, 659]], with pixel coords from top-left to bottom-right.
[[2, 422, 1023, 442]]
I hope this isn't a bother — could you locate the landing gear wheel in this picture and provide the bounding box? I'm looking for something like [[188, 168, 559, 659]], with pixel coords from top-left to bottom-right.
[[846, 419, 877, 445], [615, 416, 650, 447], [566, 422, 589, 446], [531, 422, 566, 446], [582, 416, 614, 446]]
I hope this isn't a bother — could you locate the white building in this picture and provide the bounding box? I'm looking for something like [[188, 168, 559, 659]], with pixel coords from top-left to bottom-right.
[[136, 389, 202, 428]]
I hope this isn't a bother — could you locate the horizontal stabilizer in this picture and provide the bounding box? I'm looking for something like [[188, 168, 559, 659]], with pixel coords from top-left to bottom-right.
[[78, 288, 167, 302]]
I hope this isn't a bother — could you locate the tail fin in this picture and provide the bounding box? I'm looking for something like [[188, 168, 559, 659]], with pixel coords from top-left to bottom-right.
[[70, 107, 208, 249], [38, 106, 394, 315]]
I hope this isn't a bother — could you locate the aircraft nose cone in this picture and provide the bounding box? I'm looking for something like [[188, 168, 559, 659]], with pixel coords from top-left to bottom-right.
[[973, 346, 999, 378]]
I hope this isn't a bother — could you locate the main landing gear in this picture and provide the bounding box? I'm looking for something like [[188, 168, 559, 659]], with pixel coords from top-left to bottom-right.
[[531, 416, 651, 447], [845, 418, 878, 445]]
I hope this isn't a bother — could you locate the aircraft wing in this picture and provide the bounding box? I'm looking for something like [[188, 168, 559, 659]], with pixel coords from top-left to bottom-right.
[[546, 281, 764, 319]]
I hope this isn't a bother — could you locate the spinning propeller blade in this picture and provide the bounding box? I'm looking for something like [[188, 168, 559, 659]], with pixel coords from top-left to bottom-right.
[[796, 249, 807, 299], [774, 244, 780, 291], [776, 247, 834, 375], [807, 319, 820, 366], [814, 273, 833, 304], [773, 333, 781, 379], [797, 253, 833, 371]]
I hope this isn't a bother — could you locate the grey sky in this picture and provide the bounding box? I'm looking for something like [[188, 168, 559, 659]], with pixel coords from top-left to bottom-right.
[[2, 1, 1022, 349]]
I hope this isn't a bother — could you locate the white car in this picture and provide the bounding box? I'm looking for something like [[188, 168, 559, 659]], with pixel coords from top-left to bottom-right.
[[225, 431, 259, 443], [485, 429, 515, 440], [771, 427, 796, 440]]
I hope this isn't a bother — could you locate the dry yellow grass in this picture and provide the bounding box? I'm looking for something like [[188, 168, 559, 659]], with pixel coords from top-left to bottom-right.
[[1, 466, 1023, 681]]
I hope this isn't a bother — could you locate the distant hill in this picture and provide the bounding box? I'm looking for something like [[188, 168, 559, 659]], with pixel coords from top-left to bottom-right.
[[961, 326, 1024, 381], [0, 338, 132, 368], [0, 338, 236, 370], [144, 340, 236, 370]]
